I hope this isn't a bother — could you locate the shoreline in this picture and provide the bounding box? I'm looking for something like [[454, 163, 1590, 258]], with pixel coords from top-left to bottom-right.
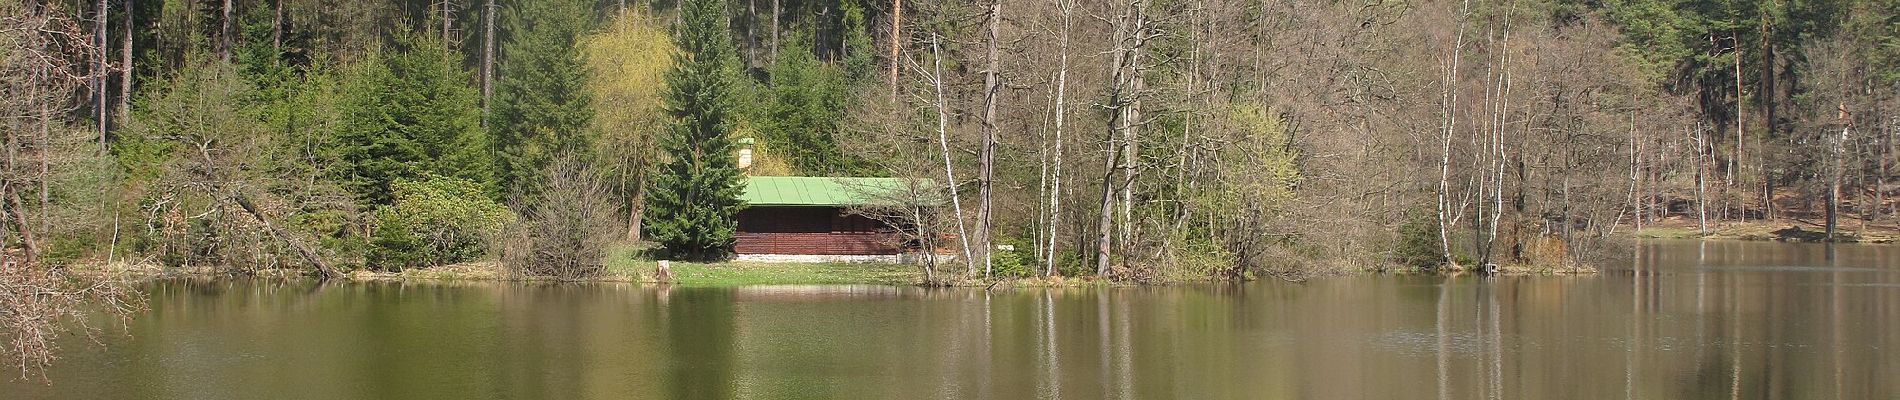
[[70, 256, 1599, 288], [1630, 218, 1900, 244]]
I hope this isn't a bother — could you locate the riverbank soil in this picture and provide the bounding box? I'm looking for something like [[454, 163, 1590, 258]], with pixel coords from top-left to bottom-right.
[[1630, 186, 1900, 243], [1633, 216, 1900, 243]]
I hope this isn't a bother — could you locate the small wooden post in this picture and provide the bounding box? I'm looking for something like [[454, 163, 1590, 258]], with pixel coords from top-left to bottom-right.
[[655, 260, 674, 283]]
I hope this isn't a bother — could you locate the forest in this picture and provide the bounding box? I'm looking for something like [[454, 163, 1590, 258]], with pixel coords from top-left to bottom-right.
[[0, 0, 1896, 284]]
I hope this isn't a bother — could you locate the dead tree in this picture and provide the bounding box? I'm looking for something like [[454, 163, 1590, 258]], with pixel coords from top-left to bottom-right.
[[189, 144, 336, 278]]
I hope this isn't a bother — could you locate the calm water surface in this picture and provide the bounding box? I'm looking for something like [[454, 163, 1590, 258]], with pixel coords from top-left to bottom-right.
[[7, 240, 1898, 399]]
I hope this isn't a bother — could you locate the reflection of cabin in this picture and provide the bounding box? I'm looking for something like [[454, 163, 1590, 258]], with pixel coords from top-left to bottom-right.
[[735, 176, 929, 262]]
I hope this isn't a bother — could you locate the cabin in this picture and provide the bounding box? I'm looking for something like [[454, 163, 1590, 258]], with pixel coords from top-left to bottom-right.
[[735, 176, 932, 262]]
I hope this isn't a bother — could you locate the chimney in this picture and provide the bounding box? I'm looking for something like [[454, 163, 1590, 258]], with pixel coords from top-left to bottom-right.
[[736, 137, 755, 170]]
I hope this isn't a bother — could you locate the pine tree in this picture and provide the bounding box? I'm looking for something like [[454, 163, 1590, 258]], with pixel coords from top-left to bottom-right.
[[492, 0, 596, 200], [646, 0, 748, 261], [335, 30, 491, 206]]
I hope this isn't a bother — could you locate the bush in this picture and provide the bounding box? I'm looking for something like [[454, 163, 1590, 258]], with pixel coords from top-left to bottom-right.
[[989, 236, 1034, 278], [502, 157, 618, 279], [368, 176, 513, 270], [1394, 213, 1447, 269]]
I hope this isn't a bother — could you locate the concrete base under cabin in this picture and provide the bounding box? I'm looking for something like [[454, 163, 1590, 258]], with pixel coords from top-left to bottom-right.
[[735, 253, 951, 264]]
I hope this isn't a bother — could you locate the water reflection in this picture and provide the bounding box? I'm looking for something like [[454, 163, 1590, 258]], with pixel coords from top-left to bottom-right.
[[6, 240, 1899, 399]]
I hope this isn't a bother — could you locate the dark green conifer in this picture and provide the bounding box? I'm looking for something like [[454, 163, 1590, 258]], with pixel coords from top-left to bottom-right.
[[491, 0, 597, 200], [335, 29, 490, 206], [645, 0, 748, 261]]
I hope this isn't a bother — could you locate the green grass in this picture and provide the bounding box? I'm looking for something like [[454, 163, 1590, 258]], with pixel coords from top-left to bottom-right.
[[602, 242, 921, 286]]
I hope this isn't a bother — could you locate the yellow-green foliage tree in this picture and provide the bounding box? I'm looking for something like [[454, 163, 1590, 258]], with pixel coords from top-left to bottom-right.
[[581, 10, 674, 241]]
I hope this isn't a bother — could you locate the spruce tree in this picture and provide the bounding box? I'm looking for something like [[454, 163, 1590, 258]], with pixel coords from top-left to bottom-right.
[[335, 30, 491, 206], [492, 0, 596, 199], [645, 0, 748, 260], [762, 33, 856, 175]]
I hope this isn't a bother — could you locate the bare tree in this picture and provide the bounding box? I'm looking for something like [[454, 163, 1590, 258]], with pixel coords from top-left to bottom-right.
[[503, 156, 617, 280], [1829, 103, 1850, 240], [1693, 123, 1710, 235], [1435, 0, 1471, 268], [1041, 0, 1073, 277], [1095, 0, 1149, 276], [845, 178, 947, 285], [975, 0, 1001, 277], [921, 35, 975, 276]]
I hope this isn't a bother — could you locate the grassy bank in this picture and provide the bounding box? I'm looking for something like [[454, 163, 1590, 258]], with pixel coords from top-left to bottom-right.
[[1632, 218, 1900, 244], [72, 242, 1598, 287], [599, 242, 914, 286]]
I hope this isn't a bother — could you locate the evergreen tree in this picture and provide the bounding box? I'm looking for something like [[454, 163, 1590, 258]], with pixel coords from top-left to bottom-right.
[[491, 0, 597, 199], [335, 30, 491, 206], [762, 31, 859, 175], [646, 0, 748, 261], [838, 0, 877, 82]]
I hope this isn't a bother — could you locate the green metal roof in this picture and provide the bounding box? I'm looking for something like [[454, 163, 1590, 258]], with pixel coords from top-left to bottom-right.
[[741, 176, 933, 206]]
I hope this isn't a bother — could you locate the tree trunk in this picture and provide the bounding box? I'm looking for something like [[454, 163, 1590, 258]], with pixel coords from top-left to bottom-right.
[[770, 0, 780, 63], [190, 144, 335, 277], [5, 187, 37, 264], [975, 0, 1000, 277], [1436, 0, 1471, 267], [1734, 29, 1745, 223], [1097, 0, 1146, 276], [1630, 119, 1643, 234], [746, 0, 757, 68], [1694, 124, 1709, 235], [441, 0, 454, 47], [627, 187, 644, 241], [1830, 104, 1849, 241], [1759, 18, 1776, 219], [96, 0, 109, 151], [1094, 152, 1116, 276], [120, 0, 132, 123], [481, 0, 496, 121], [38, 90, 50, 239], [220, 0, 232, 62], [1113, 0, 1147, 269], [928, 36, 975, 276], [273, 0, 283, 51], [1044, 0, 1072, 277], [1877, 112, 1890, 224], [888, 0, 901, 102], [231, 191, 335, 278]]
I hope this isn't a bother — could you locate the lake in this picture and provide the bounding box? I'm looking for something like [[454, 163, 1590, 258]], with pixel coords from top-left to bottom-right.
[[6, 240, 1897, 399]]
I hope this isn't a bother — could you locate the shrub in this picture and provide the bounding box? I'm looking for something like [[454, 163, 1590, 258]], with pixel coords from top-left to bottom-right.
[[368, 176, 513, 270], [1394, 213, 1447, 269], [502, 157, 618, 279], [989, 236, 1034, 278]]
